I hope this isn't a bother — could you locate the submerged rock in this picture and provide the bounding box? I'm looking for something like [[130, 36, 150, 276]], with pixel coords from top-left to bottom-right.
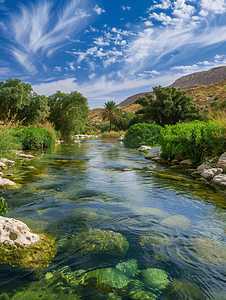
[[115, 259, 140, 277], [60, 229, 129, 256], [189, 237, 226, 264], [163, 279, 205, 300], [161, 215, 191, 229], [140, 232, 173, 247], [142, 268, 170, 290]]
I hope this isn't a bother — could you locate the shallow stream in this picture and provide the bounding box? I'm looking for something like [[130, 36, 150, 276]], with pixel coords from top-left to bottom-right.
[[0, 139, 226, 299]]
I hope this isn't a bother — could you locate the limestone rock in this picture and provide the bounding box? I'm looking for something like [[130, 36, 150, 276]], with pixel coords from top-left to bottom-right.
[[137, 145, 152, 151], [180, 159, 193, 166], [217, 152, 226, 170], [0, 158, 15, 165], [145, 146, 162, 159], [0, 162, 6, 169], [19, 154, 35, 159], [0, 216, 40, 247], [212, 174, 226, 186], [117, 135, 124, 141], [201, 168, 223, 179], [197, 163, 212, 171], [0, 177, 15, 186]]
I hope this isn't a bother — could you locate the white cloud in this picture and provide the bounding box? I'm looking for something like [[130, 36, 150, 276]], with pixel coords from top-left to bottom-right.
[[199, 9, 208, 16], [148, 0, 171, 11], [53, 66, 62, 72], [200, 0, 226, 14], [121, 6, 131, 11], [93, 4, 105, 15], [0, 67, 11, 76], [93, 37, 109, 46], [144, 21, 153, 26], [150, 12, 174, 25]]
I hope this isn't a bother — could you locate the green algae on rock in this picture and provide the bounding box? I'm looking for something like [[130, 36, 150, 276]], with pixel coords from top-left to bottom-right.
[[67, 229, 129, 255], [0, 233, 57, 270], [142, 268, 170, 290], [140, 232, 173, 247], [115, 259, 140, 277], [84, 268, 130, 292]]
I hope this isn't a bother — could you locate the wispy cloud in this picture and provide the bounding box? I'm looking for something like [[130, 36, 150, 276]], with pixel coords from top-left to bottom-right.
[[4, 0, 91, 73]]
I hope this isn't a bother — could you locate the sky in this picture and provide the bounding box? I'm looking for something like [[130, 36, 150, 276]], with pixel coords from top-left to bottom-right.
[[1, 0, 226, 109]]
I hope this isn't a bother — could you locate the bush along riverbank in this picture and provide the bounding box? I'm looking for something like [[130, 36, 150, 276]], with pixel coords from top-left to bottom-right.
[[124, 121, 226, 194]]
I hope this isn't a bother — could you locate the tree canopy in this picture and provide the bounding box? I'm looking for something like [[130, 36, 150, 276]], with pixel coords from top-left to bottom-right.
[[0, 78, 49, 125], [135, 86, 201, 126], [48, 91, 90, 137]]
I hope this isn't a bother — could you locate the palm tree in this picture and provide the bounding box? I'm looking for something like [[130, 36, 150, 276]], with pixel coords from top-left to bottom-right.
[[102, 101, 119, 131]]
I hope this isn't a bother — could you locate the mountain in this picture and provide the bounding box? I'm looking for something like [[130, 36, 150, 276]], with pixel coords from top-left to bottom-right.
[[170, 66, 226, 89], [117, 66, 226, 107]]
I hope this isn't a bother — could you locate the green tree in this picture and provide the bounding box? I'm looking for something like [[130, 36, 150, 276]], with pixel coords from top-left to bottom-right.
[[0, 78, 33, 122], [0, 78, 50, 125], [114, 109, 135, 131], [102, 101, 119, 131], [135, 86, 201, 126], [48, 91, 90, 137]]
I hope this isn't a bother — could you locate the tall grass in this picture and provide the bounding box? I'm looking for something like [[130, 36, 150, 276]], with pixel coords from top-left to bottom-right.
[[0, 118, 21, 160]]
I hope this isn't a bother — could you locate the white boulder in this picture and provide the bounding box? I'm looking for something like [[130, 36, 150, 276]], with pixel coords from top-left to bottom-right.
[[137, 146, 152, 151], [0, 162, 6, 169], [117, 135, 124, 141], [217, 152, 226, 170], [197, 163, 212, 171], [0, 216, 40, 247], [0, 177, 15, 186], [212, 174, 226, 186], [19, 154, 35, 159], [201, 168, 223, 179], [0, 158, 15, 165], [145, 146, 162, 159]]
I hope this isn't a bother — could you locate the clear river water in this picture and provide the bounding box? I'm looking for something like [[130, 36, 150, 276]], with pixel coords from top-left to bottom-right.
[[0, 138, 226, 299]]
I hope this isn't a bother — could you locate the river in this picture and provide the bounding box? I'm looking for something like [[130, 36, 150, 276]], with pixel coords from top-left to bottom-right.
[[0, 138, 226, 299]]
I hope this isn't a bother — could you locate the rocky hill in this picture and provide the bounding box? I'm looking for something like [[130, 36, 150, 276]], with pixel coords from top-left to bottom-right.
[[89, 66, 226, 125], [170, 66, 226, 90]]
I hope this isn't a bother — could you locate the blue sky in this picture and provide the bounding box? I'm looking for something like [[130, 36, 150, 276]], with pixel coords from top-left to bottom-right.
[[1, 0, 226, 109]]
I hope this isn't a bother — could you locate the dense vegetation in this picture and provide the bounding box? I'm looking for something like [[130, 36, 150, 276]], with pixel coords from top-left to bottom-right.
[[135, 86, 201, 126], [123, 123, 162, 148], [12, 127, 55, 150], [0, 78, 90, 138], [159, 121, 225, 162]]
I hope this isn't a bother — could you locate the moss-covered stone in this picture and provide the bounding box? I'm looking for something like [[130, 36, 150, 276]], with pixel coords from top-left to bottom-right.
[[140, 232, 173, 247], [115, 259, 140, 277], [142, 268, 170, 290], [0, 233, 57, 270], [63, 229, 129, 256], [161, 215, 191, 229], [128, 289, 158, 300], [84, 268, 130, 292]]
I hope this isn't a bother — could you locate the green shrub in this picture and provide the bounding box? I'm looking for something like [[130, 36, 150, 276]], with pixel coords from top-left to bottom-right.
[[123, 123, 162, 148], [0, 197, 8, 216], [12, 127, 55, 150], [159, 120, 225, 162]]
